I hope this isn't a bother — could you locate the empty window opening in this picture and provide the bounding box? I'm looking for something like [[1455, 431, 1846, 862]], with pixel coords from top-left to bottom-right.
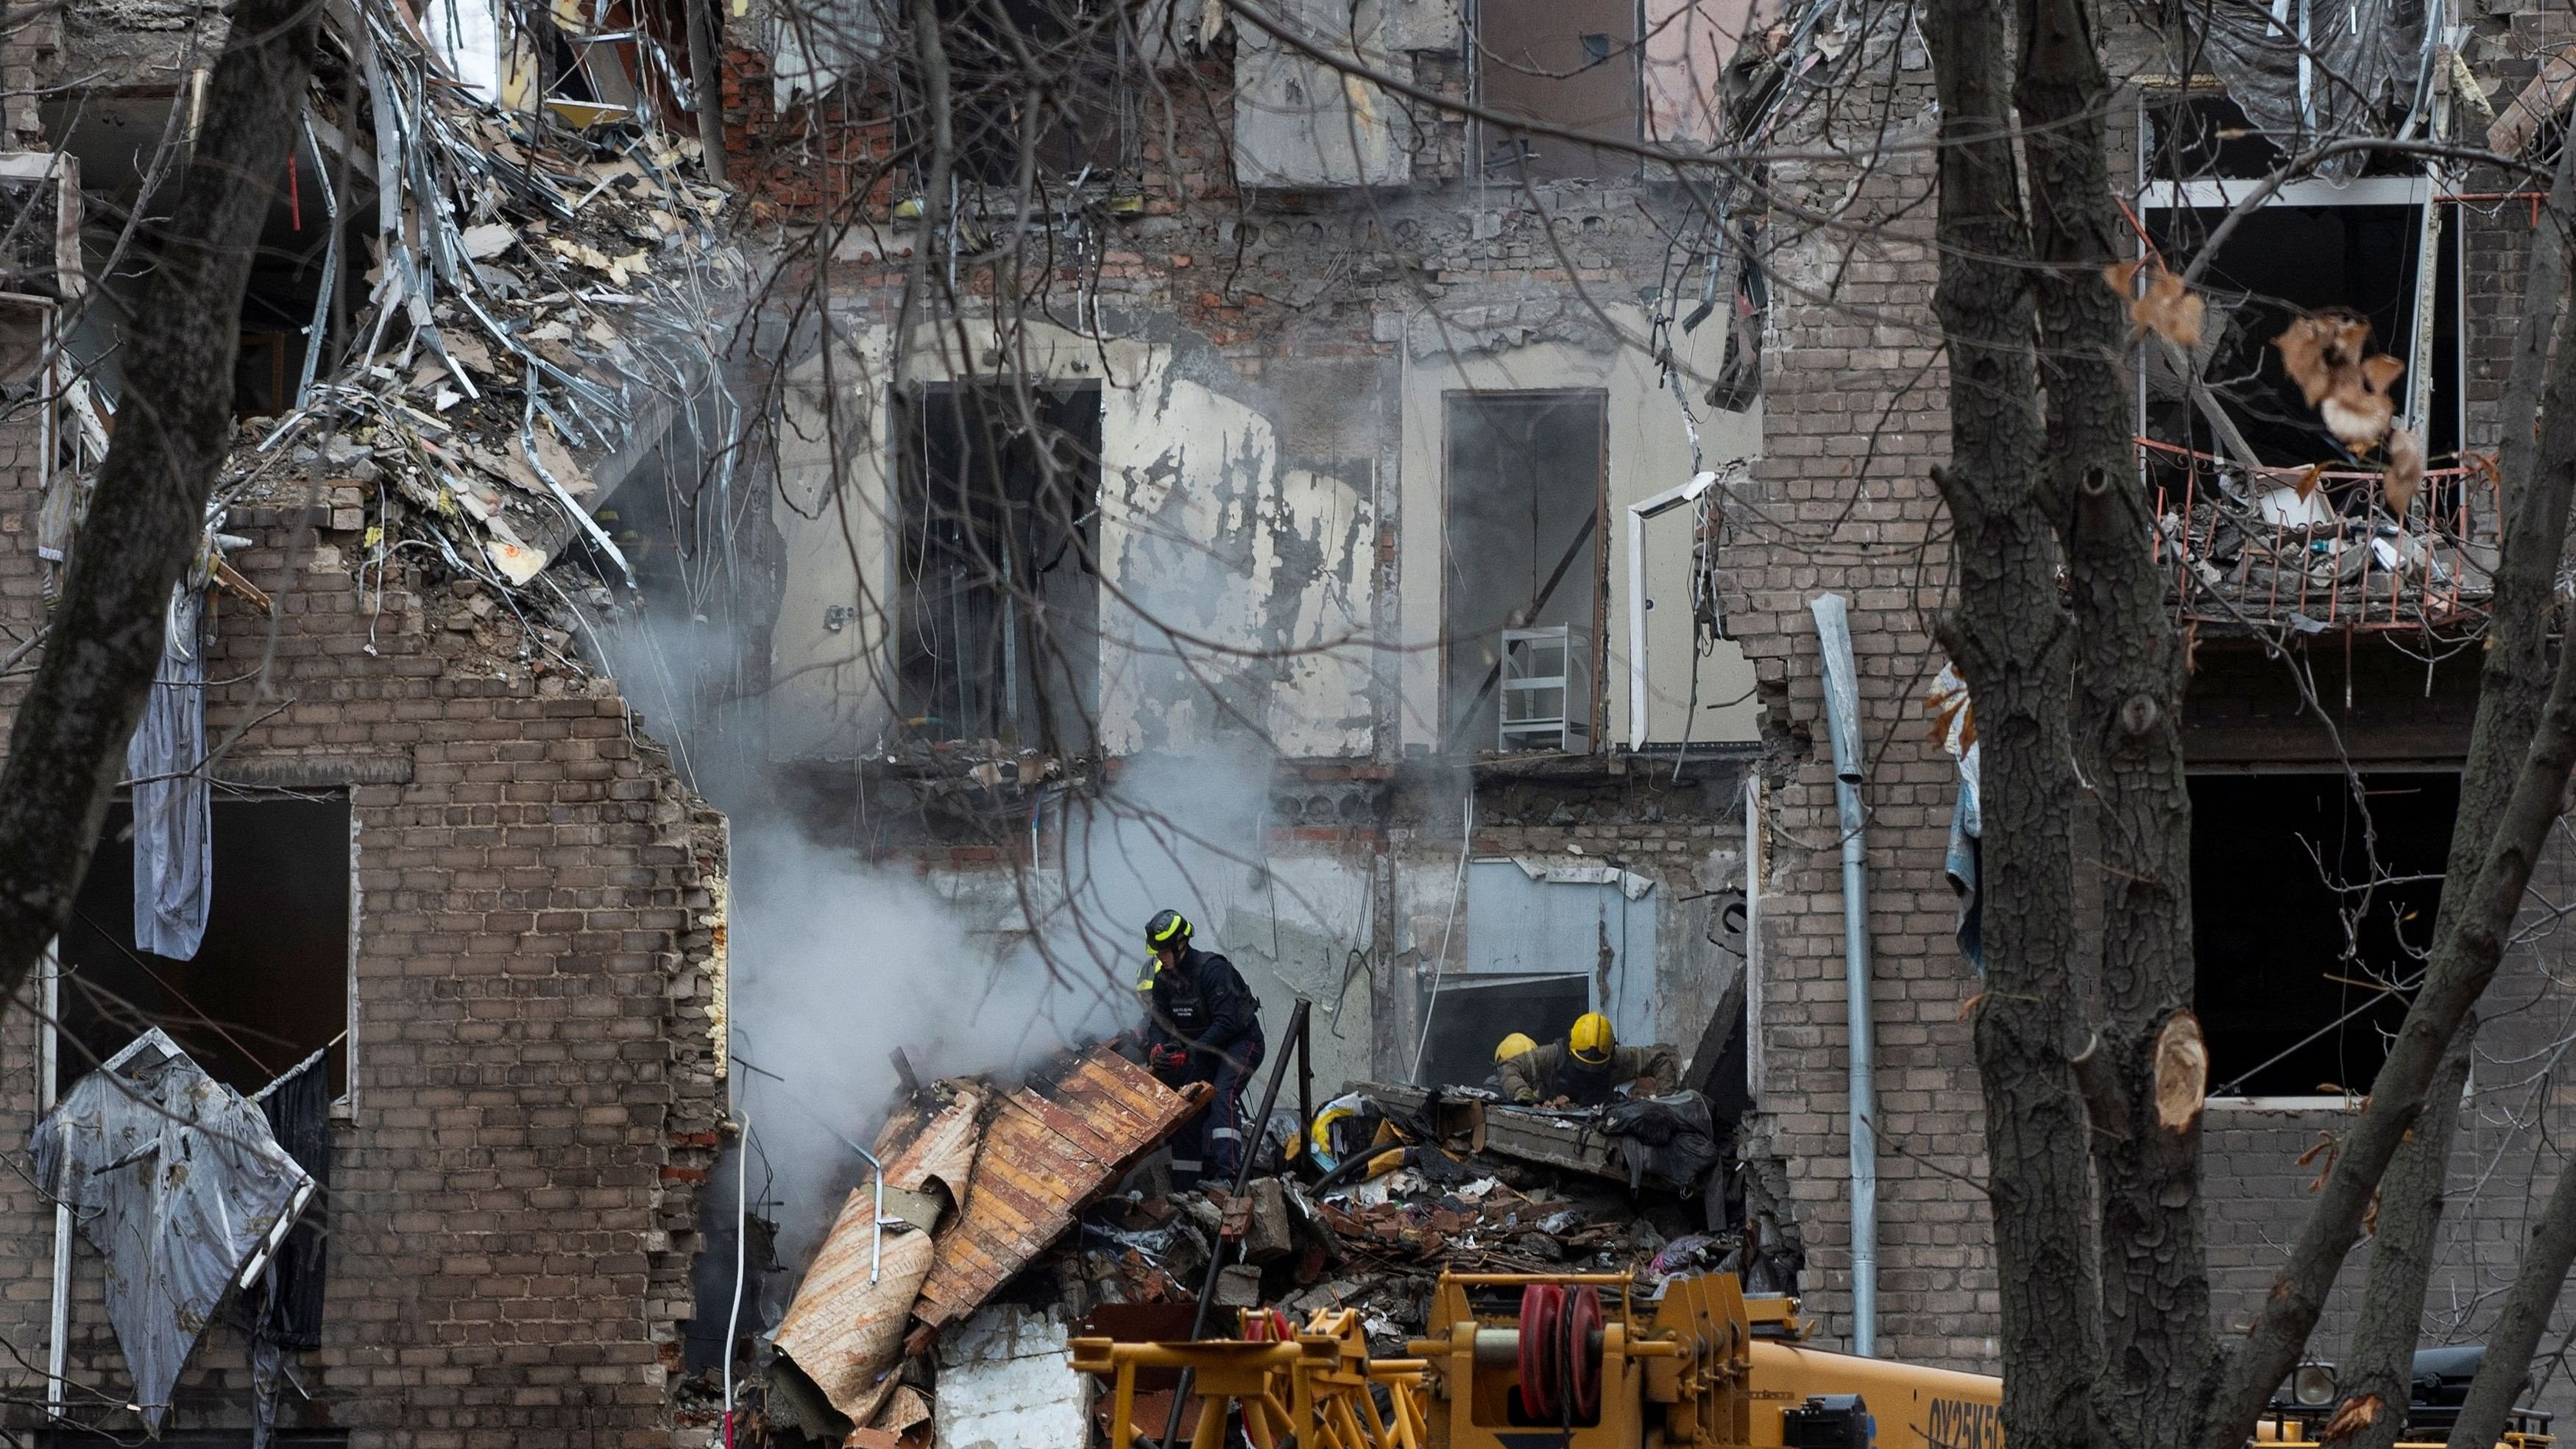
[[904, 0, 1130, 193], [1443, 392, 1606, 753], [2143, 190, 2463, 511], [896, 382, 1102, 750], [1476, 0, 1640, 180], [58, 796, 353, 1099], [2146, 94, 2287, 182], [2142, 198, 2460, 474], [1416, 974, 1590, 1094], [2192, 771, 2458, 1101]]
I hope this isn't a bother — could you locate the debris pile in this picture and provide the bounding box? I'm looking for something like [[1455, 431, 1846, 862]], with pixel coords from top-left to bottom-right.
[[67, 0, 747, 695], [695, 1055, 1787, 1449], [2152, 454, 2499, 633]]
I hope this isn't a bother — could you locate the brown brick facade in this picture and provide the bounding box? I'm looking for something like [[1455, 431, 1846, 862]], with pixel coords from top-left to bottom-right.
[[0, 411, 726, 1443]]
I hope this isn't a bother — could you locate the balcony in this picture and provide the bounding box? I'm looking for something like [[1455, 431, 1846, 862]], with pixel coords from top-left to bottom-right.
[[2148, 439, 2499, 636]]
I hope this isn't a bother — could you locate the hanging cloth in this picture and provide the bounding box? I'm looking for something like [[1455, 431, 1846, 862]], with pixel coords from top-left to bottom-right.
[[130, 583, 210, 959]]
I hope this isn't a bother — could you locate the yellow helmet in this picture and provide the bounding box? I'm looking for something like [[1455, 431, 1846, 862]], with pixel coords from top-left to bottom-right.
[[1495, 1032, 1538, 1064], [1568, 1013, 1616, 1064]]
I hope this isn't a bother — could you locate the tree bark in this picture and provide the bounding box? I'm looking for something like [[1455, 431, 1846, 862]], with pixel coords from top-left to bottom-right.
[[2009, 2, 2212, 1445], [2340, 157, 2576, 1439], [2203, 152, 2576, 1449], [0, 0, 321, 993], [2340, 1017, 2477, 1449], [2443, 1074, 2576, 1449], [1923, 1, 2101, 1445]]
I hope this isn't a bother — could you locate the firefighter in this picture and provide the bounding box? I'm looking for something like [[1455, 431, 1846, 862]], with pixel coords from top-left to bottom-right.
[[1483, 1032, 1539, 1094], [1498, 1013, 1682, 1108], [1136, 908, 1264, 1187]]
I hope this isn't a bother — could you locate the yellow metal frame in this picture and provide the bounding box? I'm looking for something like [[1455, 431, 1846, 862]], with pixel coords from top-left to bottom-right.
[[1074, 1270, 1758, 1449], [2253, 1413, 2554, 1449], [1072, 1308, 1429, 1449]]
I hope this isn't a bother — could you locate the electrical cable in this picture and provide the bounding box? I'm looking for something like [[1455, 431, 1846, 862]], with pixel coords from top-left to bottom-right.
[[722, 1112, 749, 1449], [1409, 790, 1473, 1084]]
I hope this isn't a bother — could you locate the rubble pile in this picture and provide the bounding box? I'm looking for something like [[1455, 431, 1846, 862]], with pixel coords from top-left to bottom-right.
[[694, 1052, 1787, 1449], [136, 0, 744, 689], [2153, 460, 2498, 631]]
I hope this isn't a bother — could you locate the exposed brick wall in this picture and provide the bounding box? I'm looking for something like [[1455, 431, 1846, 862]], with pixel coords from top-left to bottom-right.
[[0, 401, 724, 1443]]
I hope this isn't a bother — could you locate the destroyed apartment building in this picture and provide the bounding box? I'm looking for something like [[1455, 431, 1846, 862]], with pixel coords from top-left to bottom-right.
[[688, 0, 2576, 1433], [10, 0, 2576, 1439]]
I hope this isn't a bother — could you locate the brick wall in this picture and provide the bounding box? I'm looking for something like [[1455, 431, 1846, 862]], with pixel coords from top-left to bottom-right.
[[0, 402, 725, 1443]]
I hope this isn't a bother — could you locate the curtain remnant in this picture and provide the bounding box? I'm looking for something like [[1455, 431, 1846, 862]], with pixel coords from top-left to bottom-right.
[[252, 1049, 333, 1348], [1925, 662, 1983, 974], [130, 582, 211, 959]]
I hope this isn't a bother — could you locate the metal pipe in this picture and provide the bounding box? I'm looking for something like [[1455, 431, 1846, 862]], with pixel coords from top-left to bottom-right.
[[1807, 595, 1877, 1357], [1161, 999, 1314, 1449], [721, 1112, 750, 1446], [42, 940, 67, 1421]]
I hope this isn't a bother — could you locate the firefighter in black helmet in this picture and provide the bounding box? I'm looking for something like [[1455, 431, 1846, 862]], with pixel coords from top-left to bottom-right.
[[1136, 908, 1265, 1187]]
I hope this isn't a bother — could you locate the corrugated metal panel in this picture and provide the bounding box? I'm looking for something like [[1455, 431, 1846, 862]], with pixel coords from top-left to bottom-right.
[[914, 1049, 1200, 1330], [775, 1088, 991, 1422]]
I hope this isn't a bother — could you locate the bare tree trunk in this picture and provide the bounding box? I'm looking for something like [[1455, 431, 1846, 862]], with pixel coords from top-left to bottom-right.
[[2009, 2, 2211, 1444], [2443, 1074, 2576, 1449], [2336, 144, 2576, 1449], [0, 0, 320, 992], [1923, 1, 2101, 1444], [2202, 158, 2576, 1449], [2339, 1018, 2477, 1449]]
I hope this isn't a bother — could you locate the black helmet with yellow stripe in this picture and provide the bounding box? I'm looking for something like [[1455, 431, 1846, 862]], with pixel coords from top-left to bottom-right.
[[1146, 909, 1193, 950]]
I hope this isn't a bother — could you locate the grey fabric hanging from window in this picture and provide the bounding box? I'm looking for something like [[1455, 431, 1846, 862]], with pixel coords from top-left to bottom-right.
[[130, 583, 210, 959]]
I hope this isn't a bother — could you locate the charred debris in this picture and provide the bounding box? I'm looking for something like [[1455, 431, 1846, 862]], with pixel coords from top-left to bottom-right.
[[690, 1009, 1791, 1449]]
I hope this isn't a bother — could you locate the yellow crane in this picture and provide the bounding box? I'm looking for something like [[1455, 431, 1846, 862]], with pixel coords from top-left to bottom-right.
[[1075, 1270, 1998, 1449], [1074, 1271, 2558, 1449]]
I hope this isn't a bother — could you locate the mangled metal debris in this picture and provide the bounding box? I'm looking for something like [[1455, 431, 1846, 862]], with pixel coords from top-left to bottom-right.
[[916, 1049, 1207, 1331], [771, 1044, 1205, 1427], [773, 1085, 983, 1423], [718, 1026, 1776, 1448], [31, 1032, 316, 1434]]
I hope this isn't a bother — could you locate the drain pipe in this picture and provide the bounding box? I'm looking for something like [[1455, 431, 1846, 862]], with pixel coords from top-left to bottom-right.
[[1808, 594, 1877, 1357]]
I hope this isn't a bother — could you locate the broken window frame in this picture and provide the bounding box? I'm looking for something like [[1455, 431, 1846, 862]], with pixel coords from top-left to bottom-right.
[[891, 380, 1105, 752], [2137, 172, 2458, 463], [1438, 389, 1610, 756], [52, 792, 361, 1113], [1468, 0, 1648, 183], [2137, 162, 2480, 632]]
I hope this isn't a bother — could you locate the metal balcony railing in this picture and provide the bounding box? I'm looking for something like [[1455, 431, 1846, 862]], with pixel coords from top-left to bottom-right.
[[2145, 437, 2500, 635]]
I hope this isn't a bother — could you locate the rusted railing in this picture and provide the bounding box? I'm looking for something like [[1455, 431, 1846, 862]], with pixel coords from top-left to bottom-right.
[[2143, 436, 2500, 634]]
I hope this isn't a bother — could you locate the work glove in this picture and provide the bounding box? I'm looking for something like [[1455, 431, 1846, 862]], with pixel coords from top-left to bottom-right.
[[1514, 1088, 1538, 1105], [1150, 1044, 1191, 1072]]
